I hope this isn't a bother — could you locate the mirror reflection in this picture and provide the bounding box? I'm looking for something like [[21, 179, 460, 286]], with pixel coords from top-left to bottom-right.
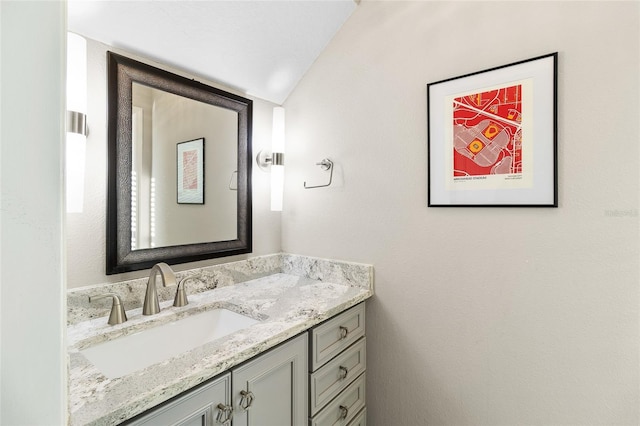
[[131, 83, 238, 249]]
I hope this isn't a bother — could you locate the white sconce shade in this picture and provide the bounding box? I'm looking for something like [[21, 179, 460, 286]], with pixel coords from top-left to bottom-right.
[[66, 32, 87, 213], [271, 164, 284, 211], [270, 107, 285, 211], [67, 33, 87, 117], [272, 106, 285, 153], [66, 132, 87, 213]]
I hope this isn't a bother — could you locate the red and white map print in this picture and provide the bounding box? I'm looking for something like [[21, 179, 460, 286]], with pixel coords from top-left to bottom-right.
[[452, 84, 522, 178]]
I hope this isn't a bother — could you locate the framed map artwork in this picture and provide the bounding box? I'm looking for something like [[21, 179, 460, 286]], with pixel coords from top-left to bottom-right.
[[177, 138, 205, 204], [427, 53, 557, 207]]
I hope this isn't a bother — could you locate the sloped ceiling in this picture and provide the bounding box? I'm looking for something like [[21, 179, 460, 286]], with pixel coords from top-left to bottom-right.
[[68, 0, 357, 104]]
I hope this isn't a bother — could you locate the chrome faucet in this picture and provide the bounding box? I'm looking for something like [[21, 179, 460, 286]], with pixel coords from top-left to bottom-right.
[[143, 262, 176, 315]]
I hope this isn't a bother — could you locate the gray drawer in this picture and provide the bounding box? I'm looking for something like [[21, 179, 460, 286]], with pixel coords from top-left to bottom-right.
[[310, 303, 365, 371], [309, 373, 366, 426], [310, 337, 366, 416], [347, 408, 366, 426]]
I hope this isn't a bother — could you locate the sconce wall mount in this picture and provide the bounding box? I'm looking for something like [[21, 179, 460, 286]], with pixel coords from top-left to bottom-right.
[[256, 150, 285, 171], [67, 110, 88, 137]]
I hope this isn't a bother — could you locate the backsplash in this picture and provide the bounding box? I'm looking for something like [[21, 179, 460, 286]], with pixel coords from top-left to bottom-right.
[[282, 253, 373, 288], [68, 253, 373, 325]]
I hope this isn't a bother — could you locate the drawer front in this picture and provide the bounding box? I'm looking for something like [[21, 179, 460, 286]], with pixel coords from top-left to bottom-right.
[[346, 408, 366, 426], [309, 373, 366, 426], [310, 337, 366, 416], [311, 303, 365, 371]]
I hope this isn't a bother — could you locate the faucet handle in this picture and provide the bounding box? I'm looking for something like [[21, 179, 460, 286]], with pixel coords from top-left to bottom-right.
[[174, 277, 192, 307], [89, 293, 127, 325]]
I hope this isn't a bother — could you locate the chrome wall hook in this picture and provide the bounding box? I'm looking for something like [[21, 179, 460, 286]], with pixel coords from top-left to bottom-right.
[[256, 149, 284, 171], [304, 158, 333, 189]]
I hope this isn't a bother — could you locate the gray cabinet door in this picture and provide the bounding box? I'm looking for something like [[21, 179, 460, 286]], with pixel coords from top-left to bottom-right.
[[127, 372, 232, 426], [231, 334, 308, 426]]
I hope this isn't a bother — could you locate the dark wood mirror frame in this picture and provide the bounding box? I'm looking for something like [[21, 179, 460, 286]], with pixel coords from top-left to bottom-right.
[[106, 51, 252, 275]]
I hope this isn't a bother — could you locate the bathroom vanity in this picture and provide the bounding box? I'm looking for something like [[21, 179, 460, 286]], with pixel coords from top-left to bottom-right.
[[67, 254, 373, 425], [126, 333, 308, 426], [126, 303, 366, 426]]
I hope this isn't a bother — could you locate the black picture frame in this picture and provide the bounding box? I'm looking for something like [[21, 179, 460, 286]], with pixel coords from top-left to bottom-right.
[[427, 53, 558, 207]]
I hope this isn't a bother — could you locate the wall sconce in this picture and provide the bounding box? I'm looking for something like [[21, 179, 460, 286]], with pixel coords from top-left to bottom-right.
[[66, 32, 88, 213], [256, 107, 285, 211]]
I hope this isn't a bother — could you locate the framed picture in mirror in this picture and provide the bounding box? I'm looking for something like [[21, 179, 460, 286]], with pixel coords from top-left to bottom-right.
[[177, 138, 205, 204]]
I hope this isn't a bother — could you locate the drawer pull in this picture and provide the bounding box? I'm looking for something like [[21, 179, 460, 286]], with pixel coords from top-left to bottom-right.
[[339, 326, 349, 340], [338, 365, 349, 380], [215, 403, 233, 424], [239, 390, 254, 410], [339, 405, 349, 420]]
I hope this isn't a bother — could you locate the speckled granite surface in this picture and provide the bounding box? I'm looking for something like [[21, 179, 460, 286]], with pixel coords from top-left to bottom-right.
[[68, 254, 373, 425]]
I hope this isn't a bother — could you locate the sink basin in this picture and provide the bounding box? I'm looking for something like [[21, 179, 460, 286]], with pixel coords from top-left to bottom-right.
[[81, 308, 259, 379]]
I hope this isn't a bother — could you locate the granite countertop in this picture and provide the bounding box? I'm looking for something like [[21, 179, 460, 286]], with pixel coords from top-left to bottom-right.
[[68, 254, 373, 425]]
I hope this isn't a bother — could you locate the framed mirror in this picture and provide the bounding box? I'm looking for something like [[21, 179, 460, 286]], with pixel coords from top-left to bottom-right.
[[107, 51, 252, 274]]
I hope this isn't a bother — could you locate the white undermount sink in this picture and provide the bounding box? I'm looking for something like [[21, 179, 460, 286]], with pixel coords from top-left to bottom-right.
[[81, 308, 259, 379]]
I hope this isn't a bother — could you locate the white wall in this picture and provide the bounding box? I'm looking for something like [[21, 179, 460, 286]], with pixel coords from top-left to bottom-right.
[[283, 1, 639, 424], [0, 1, 67, 424], [66, 38, 282, 288]]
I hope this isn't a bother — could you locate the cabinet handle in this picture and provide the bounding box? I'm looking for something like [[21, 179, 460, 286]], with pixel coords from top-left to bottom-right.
[[339, 405, 349, 420], [215, 403, 233, 425], [239, 390, 255, 410], [338, 366, 349, 380], [339, 326, 349, 340]]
